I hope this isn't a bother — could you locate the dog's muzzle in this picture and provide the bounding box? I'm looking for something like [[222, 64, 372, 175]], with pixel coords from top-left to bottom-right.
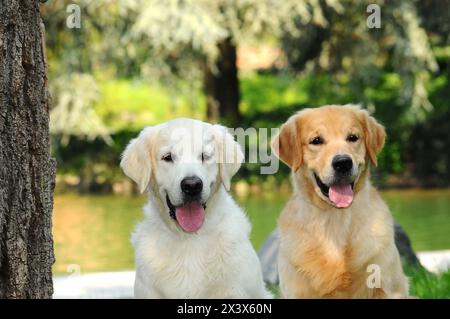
[[314, 173, 355, 209]]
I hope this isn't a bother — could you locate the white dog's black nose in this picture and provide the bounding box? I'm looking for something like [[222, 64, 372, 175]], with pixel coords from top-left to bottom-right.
[[332, 155, 353, 174], [181, 176, 203, 197]]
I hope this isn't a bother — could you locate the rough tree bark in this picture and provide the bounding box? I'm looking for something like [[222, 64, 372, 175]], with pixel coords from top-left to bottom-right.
[[0, 0, 56, 298], [204, 37, 241, 125]]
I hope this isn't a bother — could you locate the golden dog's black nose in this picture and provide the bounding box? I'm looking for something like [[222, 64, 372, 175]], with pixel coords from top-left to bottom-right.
[[332, 155, 353, 174], [181, 176, 203, 196]]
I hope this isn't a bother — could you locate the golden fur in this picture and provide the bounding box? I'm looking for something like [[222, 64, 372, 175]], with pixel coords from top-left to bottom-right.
[[272, 104, 409, 298]]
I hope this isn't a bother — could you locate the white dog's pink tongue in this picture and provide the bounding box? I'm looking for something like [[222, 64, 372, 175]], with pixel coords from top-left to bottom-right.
[[175, 202, 205, 233], [329, 184, 354, 208]]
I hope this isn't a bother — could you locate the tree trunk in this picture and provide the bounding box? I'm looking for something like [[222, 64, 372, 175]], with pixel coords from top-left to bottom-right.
[[0, 0, 56, 298], [204, 37, 241, 125]]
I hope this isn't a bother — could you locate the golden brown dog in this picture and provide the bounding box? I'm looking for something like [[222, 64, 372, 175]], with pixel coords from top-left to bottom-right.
[[272, 104, 409, 298]]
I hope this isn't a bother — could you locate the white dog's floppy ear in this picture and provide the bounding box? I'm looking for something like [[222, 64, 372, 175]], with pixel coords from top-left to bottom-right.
[[213, 125, 244, 191], [120, 127, 156, 193]]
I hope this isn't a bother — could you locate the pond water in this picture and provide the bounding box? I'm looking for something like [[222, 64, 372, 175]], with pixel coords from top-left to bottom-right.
[[53, 189, 450, 274]]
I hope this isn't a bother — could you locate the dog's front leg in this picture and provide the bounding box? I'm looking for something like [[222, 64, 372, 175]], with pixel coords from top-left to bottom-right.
[[363, 249, 409, 299], [134, 271, 164, 299]]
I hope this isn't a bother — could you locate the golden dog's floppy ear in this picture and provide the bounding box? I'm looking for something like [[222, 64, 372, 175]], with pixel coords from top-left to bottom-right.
[[213, 125, 244, 191], [360, 110, 386, 166], [271, 115, 302, 172], [120, 127, 156, 193]]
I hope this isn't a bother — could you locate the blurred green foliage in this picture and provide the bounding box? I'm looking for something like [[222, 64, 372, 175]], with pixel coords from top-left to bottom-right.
[[53, 68, 449, 191], [42, 0, 450, 191], [95, 79, 205, 131]]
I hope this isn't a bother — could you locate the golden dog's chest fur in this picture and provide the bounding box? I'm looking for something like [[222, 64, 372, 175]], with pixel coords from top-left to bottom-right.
[[278, 183, 408, 298], [273, 105, 409, 298]]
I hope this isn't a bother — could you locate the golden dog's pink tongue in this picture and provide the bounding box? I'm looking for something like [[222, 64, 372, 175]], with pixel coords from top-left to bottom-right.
[[175, 202, 205, 233], [329, 184, 353, 208]]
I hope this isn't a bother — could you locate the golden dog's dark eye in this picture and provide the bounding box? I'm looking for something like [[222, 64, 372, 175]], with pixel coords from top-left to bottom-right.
[[346, 134, 359, 143], [162, 153, 173, 162], [310, 136, 324, 145]]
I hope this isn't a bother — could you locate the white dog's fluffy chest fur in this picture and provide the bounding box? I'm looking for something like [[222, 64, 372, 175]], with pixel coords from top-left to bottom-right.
[[132, 189, 270, 299]]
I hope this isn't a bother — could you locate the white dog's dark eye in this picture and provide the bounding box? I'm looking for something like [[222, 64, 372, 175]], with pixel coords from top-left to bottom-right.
[[310, 136, 324, 145], [201, 153, 211, 162], [346, 134, 359, 143], [162, 153, 173, 162]]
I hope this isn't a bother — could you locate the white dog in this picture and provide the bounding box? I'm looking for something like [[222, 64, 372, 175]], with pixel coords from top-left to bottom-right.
[[120, 118, 271, 299]]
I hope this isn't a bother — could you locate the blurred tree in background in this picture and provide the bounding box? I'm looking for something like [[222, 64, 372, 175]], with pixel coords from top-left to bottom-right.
[[50, 73, 111, 145], [41, 0, 450, 192], [125, 0, 341, 124]]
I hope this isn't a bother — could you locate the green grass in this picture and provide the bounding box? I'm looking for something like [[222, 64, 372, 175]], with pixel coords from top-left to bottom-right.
[[406, 267, 450, 299], [266, 269, 450, 299]]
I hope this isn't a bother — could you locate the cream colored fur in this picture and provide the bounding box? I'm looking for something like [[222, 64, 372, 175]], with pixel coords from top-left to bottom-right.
[[121, 118, 271, 299]]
